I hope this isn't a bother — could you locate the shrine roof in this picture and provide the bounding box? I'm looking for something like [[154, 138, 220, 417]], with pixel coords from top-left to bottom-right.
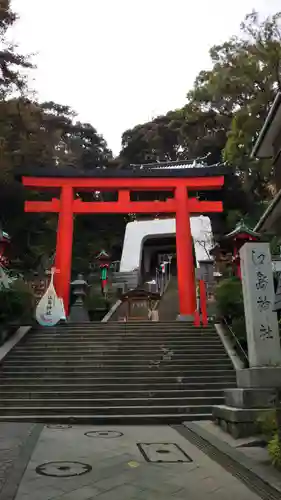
[[15, 162, 228, 180], [0, 229, 10, 242], [210, 222, 261, 254], [224, 221, 261, 239], [96, 250, 110, 260]]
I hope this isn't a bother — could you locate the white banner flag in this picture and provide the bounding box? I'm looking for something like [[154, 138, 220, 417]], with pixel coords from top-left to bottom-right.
[[36, 269, 65, 326]]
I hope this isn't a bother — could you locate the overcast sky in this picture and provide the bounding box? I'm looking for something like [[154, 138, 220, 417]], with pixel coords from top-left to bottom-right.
[[10, 0, 281, 155]]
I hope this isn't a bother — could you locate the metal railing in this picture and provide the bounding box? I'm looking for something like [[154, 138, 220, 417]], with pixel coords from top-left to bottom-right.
[[222, 317, 249, 368], [155, 260, 173, 295]]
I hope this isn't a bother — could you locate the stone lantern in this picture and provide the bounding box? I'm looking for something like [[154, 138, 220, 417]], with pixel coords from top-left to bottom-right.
[[69, 274, 89, 322]]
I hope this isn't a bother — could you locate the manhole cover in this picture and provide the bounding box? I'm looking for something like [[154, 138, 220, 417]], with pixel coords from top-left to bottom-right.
[[36, 461, 92, 477], [137, 443, 192, 463], [85, 430, 123, 439], [46, 425, 72, 430]]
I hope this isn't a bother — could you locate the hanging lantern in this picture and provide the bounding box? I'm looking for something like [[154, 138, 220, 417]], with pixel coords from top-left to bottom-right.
[[0, 228, 10, 268], [96, 250, 111, 296]]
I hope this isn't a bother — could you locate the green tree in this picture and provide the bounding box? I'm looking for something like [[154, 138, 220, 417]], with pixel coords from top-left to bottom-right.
[[0, 0, 32, 98], [189, 11, 281, 202], [119, 10, 281, 233]]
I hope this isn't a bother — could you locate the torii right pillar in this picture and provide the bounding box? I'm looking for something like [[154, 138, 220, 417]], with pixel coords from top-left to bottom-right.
[[175, 185, 196, 320]]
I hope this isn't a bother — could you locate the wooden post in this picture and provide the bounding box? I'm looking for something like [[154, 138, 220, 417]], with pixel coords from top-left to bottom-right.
[[54, 185, 73, 316]]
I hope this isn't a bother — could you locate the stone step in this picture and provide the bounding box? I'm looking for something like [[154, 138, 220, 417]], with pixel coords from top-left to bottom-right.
[[3, 359, 231, 368], [11, 342, 226, 348], [0, 396, 224, 407], [36, 330, 216, 336], [0, 389, 226, 398], [30, 326, 217, 332], [29, 324, 216, 330], [30, 323, 214, 335], [14, 346, 225, 353], [0, 366, 235, 376], [0, 321, 234, 424], [55, 326, 215, 329], [0, 380, 235, 390], [33, 324, 215, 329], [0, 404, 213, 416], [21, 339, 221, 346], [22, 338, 221, 344], [9, 350, 229, 363], [0, 413, 212, 424], [39, 320, 215, 332], [0, 374, 236, 385], [19, 348, 223, 356], [1, 364, 233, 374], [4, 356, 232, 364]]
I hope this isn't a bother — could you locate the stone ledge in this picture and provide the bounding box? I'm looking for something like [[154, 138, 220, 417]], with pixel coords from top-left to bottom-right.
[[0, 326, 31, 363], [237, 367, 281, 388], [212, 404, 271, 438], [224, 388, 276, 409], [213, 404, 269, 423]]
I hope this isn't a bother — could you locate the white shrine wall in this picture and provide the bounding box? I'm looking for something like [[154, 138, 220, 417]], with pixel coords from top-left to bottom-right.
[[120, 216, 213, 272]]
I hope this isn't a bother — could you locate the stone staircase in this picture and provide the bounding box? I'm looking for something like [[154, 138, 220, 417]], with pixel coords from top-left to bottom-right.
[[158, 276, 179, 320], [0, 322, 236, 423]]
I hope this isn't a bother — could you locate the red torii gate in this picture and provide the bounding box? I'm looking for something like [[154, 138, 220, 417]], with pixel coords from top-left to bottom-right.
[[19, 168, 224, 318]]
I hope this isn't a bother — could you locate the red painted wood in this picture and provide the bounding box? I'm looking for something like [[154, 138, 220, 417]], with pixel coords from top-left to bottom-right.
[[25, 198, 223, 214], [22, 176, 224, 190], [118, 190, 130, 203], [73, 199, 177, 214], [175, 186, 196, 317], [22, 174, 224, 319], [54, 186, 73, 315], [25, 199, 60, 212]]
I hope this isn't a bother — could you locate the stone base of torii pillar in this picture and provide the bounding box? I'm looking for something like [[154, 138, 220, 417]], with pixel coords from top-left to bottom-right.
[[213, 242, 281, 438]]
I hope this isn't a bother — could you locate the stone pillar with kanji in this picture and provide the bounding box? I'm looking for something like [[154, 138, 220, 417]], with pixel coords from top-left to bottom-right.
[[213, 242, 281, 438], [240, 242, 281, 366]]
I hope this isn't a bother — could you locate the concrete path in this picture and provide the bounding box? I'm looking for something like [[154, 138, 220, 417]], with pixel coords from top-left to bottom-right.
[[0, 423, 40, 500], [7, 424, 260, 500]]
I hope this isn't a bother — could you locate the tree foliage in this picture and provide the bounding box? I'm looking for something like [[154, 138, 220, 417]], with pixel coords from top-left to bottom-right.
[[2, 4, 281, 274], [119, 10, 281, 230], [0, 1, 121, 273]]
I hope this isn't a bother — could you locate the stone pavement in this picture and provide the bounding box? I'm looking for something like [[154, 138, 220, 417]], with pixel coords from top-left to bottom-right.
[[0, 423, 40, 499], [11, 424, 260, 500]]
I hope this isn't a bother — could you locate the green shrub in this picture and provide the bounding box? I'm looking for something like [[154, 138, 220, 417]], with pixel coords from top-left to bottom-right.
[[214, 277, 244, 320], [0, 280, 35, 325], [231, 316, 247, 344], [258, 410, 277, 435], [214, 276, 247, 349], [85, 285, 109, 311], [268, 434, 281, 468], [258, 410, 281, 469]]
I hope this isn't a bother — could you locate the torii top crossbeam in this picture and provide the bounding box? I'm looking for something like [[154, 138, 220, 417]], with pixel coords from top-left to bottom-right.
[[17, 163, 225, 319]]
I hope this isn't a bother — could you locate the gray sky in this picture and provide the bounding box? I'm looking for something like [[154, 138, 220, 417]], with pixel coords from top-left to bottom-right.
[[10, 0, 281, 155]]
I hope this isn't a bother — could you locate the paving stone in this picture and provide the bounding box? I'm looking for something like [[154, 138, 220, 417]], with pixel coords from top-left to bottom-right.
[[94, 484, 144, 500], [0, 422, 40, 500], [94, 471, 138, 491], [13, 425, 260, 500], [55, 485, 101, 500]]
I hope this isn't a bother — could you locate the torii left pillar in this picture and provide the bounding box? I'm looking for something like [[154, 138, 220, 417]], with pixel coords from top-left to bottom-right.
[[54, 185, 74, 316]]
